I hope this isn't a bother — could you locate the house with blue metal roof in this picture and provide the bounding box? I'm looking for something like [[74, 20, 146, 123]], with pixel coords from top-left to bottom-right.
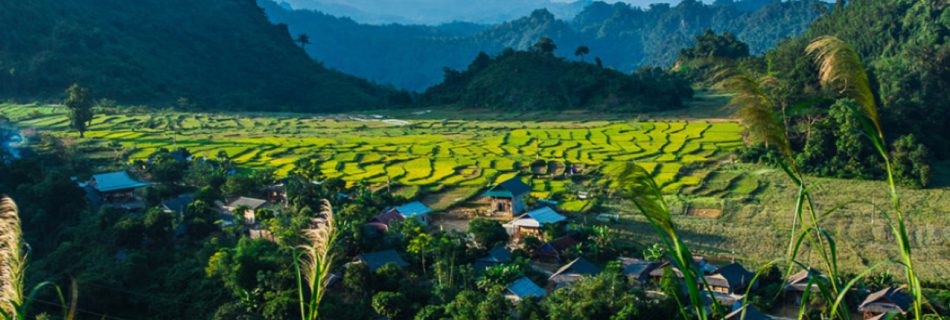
[[503, 206, 567, 240], [392, 201, 432, 225], [86, 171, 151, 203], [505, 277, 546, 302], [357, 250, 410, 272], [481, 177, 530, 218]]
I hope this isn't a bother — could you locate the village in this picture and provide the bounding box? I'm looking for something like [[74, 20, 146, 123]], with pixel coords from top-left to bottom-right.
[[75, 147, 914, 320]]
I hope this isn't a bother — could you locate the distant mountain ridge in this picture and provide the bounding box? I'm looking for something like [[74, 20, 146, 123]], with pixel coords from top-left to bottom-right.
[[261, 0, 830, 90], [277, 0, 595, 25], [0, 0, 393, 111]]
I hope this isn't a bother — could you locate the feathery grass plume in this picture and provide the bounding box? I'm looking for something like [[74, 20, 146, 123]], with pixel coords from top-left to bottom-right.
[[808, 35, 925, 319], [608, 164, 718, 319], [806, 36, 880, 135], [712, 67, 794, 163], [0, 196, 24, 317], [295, 199, 338, 320]]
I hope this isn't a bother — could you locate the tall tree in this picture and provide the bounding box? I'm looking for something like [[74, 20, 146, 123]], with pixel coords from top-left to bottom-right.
[[64, 84, 94, 138], [532, 37, 557, 55], [574, 45, 590, 62], [296, 33, 311, 50]]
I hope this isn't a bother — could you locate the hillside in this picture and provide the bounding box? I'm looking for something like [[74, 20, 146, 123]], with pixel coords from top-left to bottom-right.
[[275, 0, 593, 25], [0, 0, 393, 111], [420, 49, 692, 111], [261, 0, 830, 90]]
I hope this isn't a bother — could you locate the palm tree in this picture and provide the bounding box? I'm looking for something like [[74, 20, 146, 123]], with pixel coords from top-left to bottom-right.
[[295, 200, 339, 320], [296, 33, 311, 50], [574, 45, 590, 62], [807, 35, 924, 319]]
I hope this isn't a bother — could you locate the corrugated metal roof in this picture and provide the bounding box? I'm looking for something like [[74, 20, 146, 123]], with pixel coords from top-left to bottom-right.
[[228, 197, 268, 209], [91, 171, 150, 193], [395, 201, 432, 218], [482, 177, 530, 198], [526, 207, 566, 225], [358, 250, 409, 271], [507, 277, 545, 299]]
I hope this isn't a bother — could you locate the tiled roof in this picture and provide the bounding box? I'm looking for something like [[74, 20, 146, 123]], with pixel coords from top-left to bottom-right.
[[394, 201, 432, 218], [507, 277, 546, 300], [618, 257, 659, 278], [91, 171, 150, 193], [707, 263, 754, 290], [358, 250, 409, 272]]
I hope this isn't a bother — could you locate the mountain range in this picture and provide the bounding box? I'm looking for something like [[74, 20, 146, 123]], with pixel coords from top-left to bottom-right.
[[0, 0, 394, 112], [261, 0, 831, 90]]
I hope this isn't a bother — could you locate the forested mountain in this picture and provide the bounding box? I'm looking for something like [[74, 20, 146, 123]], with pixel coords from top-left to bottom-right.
[[260, 0, 830, 90], [421, 46, 692, 111], [0, 0, 394, 112], [691, 0, 948, 187]]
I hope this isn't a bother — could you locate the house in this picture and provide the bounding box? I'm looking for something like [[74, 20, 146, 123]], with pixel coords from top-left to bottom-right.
[[389, 201, 433, 225], [481, 177, 531, 218], [618, 257, 659, 287], [535, 235, 579, 262], [86, 171, 151, 202], [357, 250, 409, 272], [724, 302, 771, 320], [785, 269, 823, 303], [548, 257, 600, 290], [264, 179, 287, 204], [224, 197, 268, 225], [649, 256, 719, 280], [704, 262, 756, 294], [474, 247, 512, 270], [505, 277, 546, 302], [160, 193, 195, 215], [147, 148, 192, 164], [503, 207, 566, 240], [858, 287, 912, 319], [366, 201, 433, 232]]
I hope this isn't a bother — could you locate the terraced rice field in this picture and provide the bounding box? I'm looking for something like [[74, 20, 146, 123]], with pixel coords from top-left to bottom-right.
[[1, 104, 745, 209]]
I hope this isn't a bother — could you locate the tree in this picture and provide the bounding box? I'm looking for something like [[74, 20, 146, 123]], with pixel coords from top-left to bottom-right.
[[407, 232, 434, 275], [64, 84, 94, 138], [296, 33, 311, 50], [467, 218, 507, 249], [532, 37, 557, 55], [574, 46, 590, 62], [371, 291, 408, 320]]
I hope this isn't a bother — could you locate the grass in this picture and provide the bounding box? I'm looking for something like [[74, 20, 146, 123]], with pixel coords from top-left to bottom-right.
[[0, 104, 744, 208]]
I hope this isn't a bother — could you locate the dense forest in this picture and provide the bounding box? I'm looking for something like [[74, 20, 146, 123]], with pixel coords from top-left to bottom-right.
[[676, 0, 948, 187], [0, 0, 395, 112], [420, 42, 692, 111], [260, 0, 830, 90]]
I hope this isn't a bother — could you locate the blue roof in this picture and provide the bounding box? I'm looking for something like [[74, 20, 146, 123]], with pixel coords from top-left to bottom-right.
[[92, 171, 150, 193], [525, 207, 566, 225], [358, 250, 409, 271], [395, 201, 432, 218], [507, 277, 545, 299], [482, 177, 530, 198], [477, 247, 512, 264]]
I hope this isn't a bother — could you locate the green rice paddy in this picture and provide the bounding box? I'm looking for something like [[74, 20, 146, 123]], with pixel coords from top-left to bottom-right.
[[1, 104, 746, 210]]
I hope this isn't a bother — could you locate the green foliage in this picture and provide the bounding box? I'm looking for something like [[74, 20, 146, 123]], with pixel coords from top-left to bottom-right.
[[260, 0, 827, 90], [678, 29, 750, 61], [467, 218, 508, 249], [372, 291, 409, 320], [421, 48, 693, 112], [64, 84, 93, 138], [0, 0, 392, 111]]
